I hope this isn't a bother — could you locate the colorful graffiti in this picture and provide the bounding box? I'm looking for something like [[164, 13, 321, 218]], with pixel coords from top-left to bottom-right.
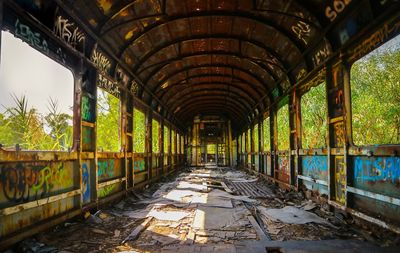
[[82, 163, 90, 203], [82, 126, 93, 151], [0, 162, 73, 203], [354, 157, 400, 184], [98, 184, 116, 198], [302, 156, 328, 181], [98, 159, 120, 180], [91, 48, 111, 73], [335, 156, 346, 204], [98, 73, 120, 98], [81, 95, 95, 122]]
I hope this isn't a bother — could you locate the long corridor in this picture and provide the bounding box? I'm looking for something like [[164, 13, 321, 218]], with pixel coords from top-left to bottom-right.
[[14, 167, 399, 253]]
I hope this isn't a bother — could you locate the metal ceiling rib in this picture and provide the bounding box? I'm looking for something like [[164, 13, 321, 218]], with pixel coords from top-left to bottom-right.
[[60, 0, 325, 129]]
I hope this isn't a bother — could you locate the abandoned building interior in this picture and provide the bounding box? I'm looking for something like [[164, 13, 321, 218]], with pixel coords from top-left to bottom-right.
[[0, 0, 400, 252]]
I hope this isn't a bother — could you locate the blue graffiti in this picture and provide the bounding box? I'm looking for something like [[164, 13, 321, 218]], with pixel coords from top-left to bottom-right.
[[82, 163, 90, 203], [354, 157, 400, 184], [134, 160, 145, 172], [302, 156, 328, 180]]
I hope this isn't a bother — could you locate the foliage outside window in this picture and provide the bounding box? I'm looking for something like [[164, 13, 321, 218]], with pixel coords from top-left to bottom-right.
[[263, 117, 270, 151], [207, 144, 216, 154], [277, 105, 290, 150], [181, 135, 184, 154], [301, 82, 327, 149], [241, 134, 245, 153], [97, 88, 120, 152], [351, 35, 400, 145], [177, 133, 180, 154], [152, 119, 159, 153], [254, 124, 259, 152], [247, 128, 251, 152], [0, 31, 73, 151], [171, 130, 176, 154], [133, 108, 145, 153], [164, 126, 170, 154]]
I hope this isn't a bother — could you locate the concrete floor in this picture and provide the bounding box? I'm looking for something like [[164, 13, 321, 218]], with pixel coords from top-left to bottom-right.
[[9, 167, 400, 253]]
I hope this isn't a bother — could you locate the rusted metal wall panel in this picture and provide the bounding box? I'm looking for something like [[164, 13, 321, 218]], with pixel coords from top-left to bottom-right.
[[97, 158, 123, 182], [277, 156, 290, 184]]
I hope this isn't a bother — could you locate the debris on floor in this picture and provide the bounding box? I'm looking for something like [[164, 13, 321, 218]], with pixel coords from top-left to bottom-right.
[[10, 167, 400, 253]]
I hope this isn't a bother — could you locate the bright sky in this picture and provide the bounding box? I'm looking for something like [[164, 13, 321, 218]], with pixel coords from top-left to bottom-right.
[[0, 31, 74, 115]]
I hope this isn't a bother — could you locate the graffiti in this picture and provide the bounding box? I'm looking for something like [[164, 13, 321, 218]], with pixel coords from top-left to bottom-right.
[[354, 157, 400, 184], [91, 49, 111, 73], [82, 163, 90, 203], [279, 157, 289, 173], [82, 126, 93, 151], [1, 163, 73, 203], [98, 73, 120, 98], [312, 43, 331, 67], [335, 156, 346, 204], [81, 95, 95, 122], [56, 47, 67, 64], [130, 80, 139, 95], [302, 156, 328, 181], [54, 15, 85, 48], [291, 13, 311, 45], [325, 0, 352, 22], [296, 68, 307, 81], [134, 160, 145, 172], [15, 19, 49, 54], [351, 19, 400, 61], [98, 160, 116, 180], [334, 122, 345, 147], [98, 184, 116, 198]]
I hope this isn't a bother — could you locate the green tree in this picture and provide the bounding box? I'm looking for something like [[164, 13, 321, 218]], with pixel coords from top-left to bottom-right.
[[351, 38, 400, 145], [301, 82, 327, 149], [263, 117, 270, 151], [133, 108, 145, 153], [97, 88, 120, 152], [277, 105, 290, 150], [152, 119, 159, 153]]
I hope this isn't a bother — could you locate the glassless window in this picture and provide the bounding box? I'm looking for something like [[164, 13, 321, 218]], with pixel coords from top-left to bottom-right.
[[263, 117, 270, 151], [97, 88, 120, 152], [254, 124, 259, 152], [351, 35, 400, 145], [247, 129, 251, 152], [171, 130, 176, 154], [133, 108, 145, 153], [0, 31, 74, 151], [241, 134, 245, 153], [277, 105, 290, 150], [164, 126, 170, 154], [152, 119, 159, 153], [301, 82, 327, 149]]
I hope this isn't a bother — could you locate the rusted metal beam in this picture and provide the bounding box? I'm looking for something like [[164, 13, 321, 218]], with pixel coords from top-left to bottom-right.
[[150, 63, 272, 97], [162, 86, 258, 107]]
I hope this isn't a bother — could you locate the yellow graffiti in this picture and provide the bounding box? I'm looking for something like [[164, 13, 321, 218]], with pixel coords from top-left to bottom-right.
[[97, 0, 113, 15], [335, 157, 346, 204]]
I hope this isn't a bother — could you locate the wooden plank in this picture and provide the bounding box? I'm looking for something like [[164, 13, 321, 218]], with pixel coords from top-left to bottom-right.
[[220, 181, 234, 193], [247, 215, 267, 241], [121, 216, 153, 243]]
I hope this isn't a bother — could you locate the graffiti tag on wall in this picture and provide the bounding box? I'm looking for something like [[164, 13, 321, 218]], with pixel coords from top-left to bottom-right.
[[54, 15, 85, 49], [0, 162, 74, 204], [302, 156, 328, 181], [15, 19, 49, 54], [354, 157, 400, 184]]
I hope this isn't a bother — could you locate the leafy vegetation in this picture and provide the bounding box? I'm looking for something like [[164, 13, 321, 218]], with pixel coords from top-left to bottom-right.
[[97, 88, 120, 152], [277, 105, 290, 150], [351, 36, 400, 145], [171, 130, 176, 154], [133, 108, 145, 153], [164, 125, 169, 154], [301, 82, 327, 149], [263, 117, 270, 151], [152, 119, 159, 153], [0, 94, 72, 151], [254, 124, 259, 152]]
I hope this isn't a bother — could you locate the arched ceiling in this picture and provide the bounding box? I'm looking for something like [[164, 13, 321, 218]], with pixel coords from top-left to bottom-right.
[[56, 0, 341, 130]]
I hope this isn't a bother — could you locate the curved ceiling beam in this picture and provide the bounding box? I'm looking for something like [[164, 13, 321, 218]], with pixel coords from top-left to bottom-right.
[[176, 102, 246, 123], [150, 64, 271, 95], [97, 1, 164, 33], [159, 81, 261, 102], [128, 35, 291, 73], [110, 12, 310, 58], [179, 106, 243, 125], [164, 86, 257, 108], [168, 93, 251, 115], [138, 51, 285, 80], [154, 73, 269, 103], [101, 9, 320, 37]]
